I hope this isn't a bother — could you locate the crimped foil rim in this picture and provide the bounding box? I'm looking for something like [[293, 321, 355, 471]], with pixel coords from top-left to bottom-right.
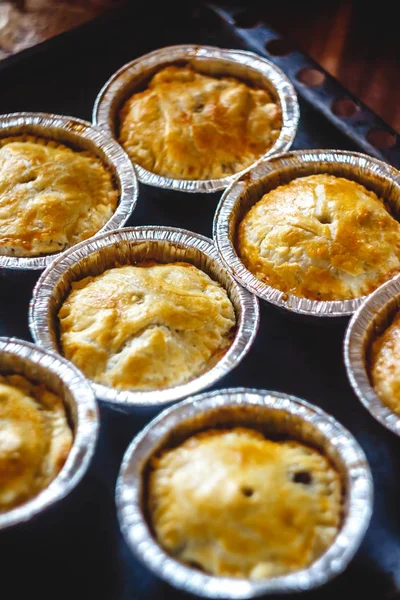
[[344, 275, 400, 435], [0, 112, 138, 270], [29, 226, 259, 408], [0, 337, 98, 530], [92, 44, 299, 193], [214, 149, 400, 317], [116, 387, 373, 598]]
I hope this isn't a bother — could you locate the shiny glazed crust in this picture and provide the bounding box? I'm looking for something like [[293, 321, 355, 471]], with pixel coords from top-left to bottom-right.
[[58, 262, 236, 391], [118, 65, 282, 180], [371, 312, 400, 415], [148, 427, 342, 579], [0, 374, 72, 511], [238, 174, 400, 301], [0, 135, 118, 257]]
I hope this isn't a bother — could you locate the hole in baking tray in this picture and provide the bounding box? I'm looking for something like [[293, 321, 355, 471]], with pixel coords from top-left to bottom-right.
[[366, 128, 397, 149], [292, 471, 312, 485], [331, 97, 360, 118], [234, 10, 262, 28], [296, 67, 326, 88], [265, 38, 295, 57], [241, 486, 254, 497]]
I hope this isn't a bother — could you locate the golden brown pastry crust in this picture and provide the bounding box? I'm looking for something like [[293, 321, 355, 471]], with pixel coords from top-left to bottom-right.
[[0, 135, 118, 257], [118, 65, 282, 180], [0, 374, 72, 511], [237, 174, 400, 301], [371, 312, 400, 415], [58, 262, 236, 391], [148, 428, 342, 579]]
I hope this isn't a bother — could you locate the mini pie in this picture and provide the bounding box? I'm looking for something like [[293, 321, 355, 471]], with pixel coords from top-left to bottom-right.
[[238, 174, 400, 301], [0, 374, 72, 512], [371, 312, 400, 416], [148, 427, 342, 579], [58, 262, 236, 391], [118, 65, 282, 180], [0, 135, 118, 257]]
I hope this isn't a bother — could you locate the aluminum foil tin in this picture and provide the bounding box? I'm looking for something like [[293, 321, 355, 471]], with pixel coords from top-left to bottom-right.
[[344, 275, 400, 436], [0, 112, 138, 271], [92, 45, 299, 193], [116, 387, 373, 598], [214, 149, 400, 318], [0, 337, 98, 530], [29, 227, 259, 409]]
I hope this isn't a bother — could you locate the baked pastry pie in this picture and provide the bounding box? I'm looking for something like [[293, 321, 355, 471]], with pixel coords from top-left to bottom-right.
[[118, 65, 282, 180], [371, 312, 400, 415], [148, 427, 342, 579], [58, 262, 236, 390], [0, 374, 72, 511], [0, 135, 118, 257], [238, 174, 400, 301]]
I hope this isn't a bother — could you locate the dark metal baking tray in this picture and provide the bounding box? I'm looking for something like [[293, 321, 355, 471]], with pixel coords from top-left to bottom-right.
[[1, 3, 399, 599]]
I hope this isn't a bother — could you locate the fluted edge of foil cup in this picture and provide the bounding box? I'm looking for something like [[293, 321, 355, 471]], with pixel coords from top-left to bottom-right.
[[0, 337, 98, 530], [344, 274, 400, 436], [213, 149, 400, 318], [0, 112, 138, 271], [116, 387, 373, 598], [92, 45, 299, 193], [29, 227, 259, 409]]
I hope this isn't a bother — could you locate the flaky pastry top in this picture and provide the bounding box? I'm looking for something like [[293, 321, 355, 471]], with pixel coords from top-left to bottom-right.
[[0, 374, 72, 511], [0, 135, 118, 256], [148, 427, 342, 579], [58, 262, 236, 391], [238, 174, 400, 301], [371, 311, 400, 416], [118, 65, 281, 180]]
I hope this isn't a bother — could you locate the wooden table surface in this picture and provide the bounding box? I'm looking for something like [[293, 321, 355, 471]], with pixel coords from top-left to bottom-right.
[[236, 0, 400, 133]]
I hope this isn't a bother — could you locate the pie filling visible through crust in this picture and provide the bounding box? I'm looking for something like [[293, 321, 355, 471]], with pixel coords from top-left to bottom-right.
[[0, 374, 72, 512], [148, 427, 342, 579], [0, 135, 118, 257], [238, 174, 400, 301], [371, 311, 400, 416], [58, 262, 236, 391], [118, 65, 282, 180]]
